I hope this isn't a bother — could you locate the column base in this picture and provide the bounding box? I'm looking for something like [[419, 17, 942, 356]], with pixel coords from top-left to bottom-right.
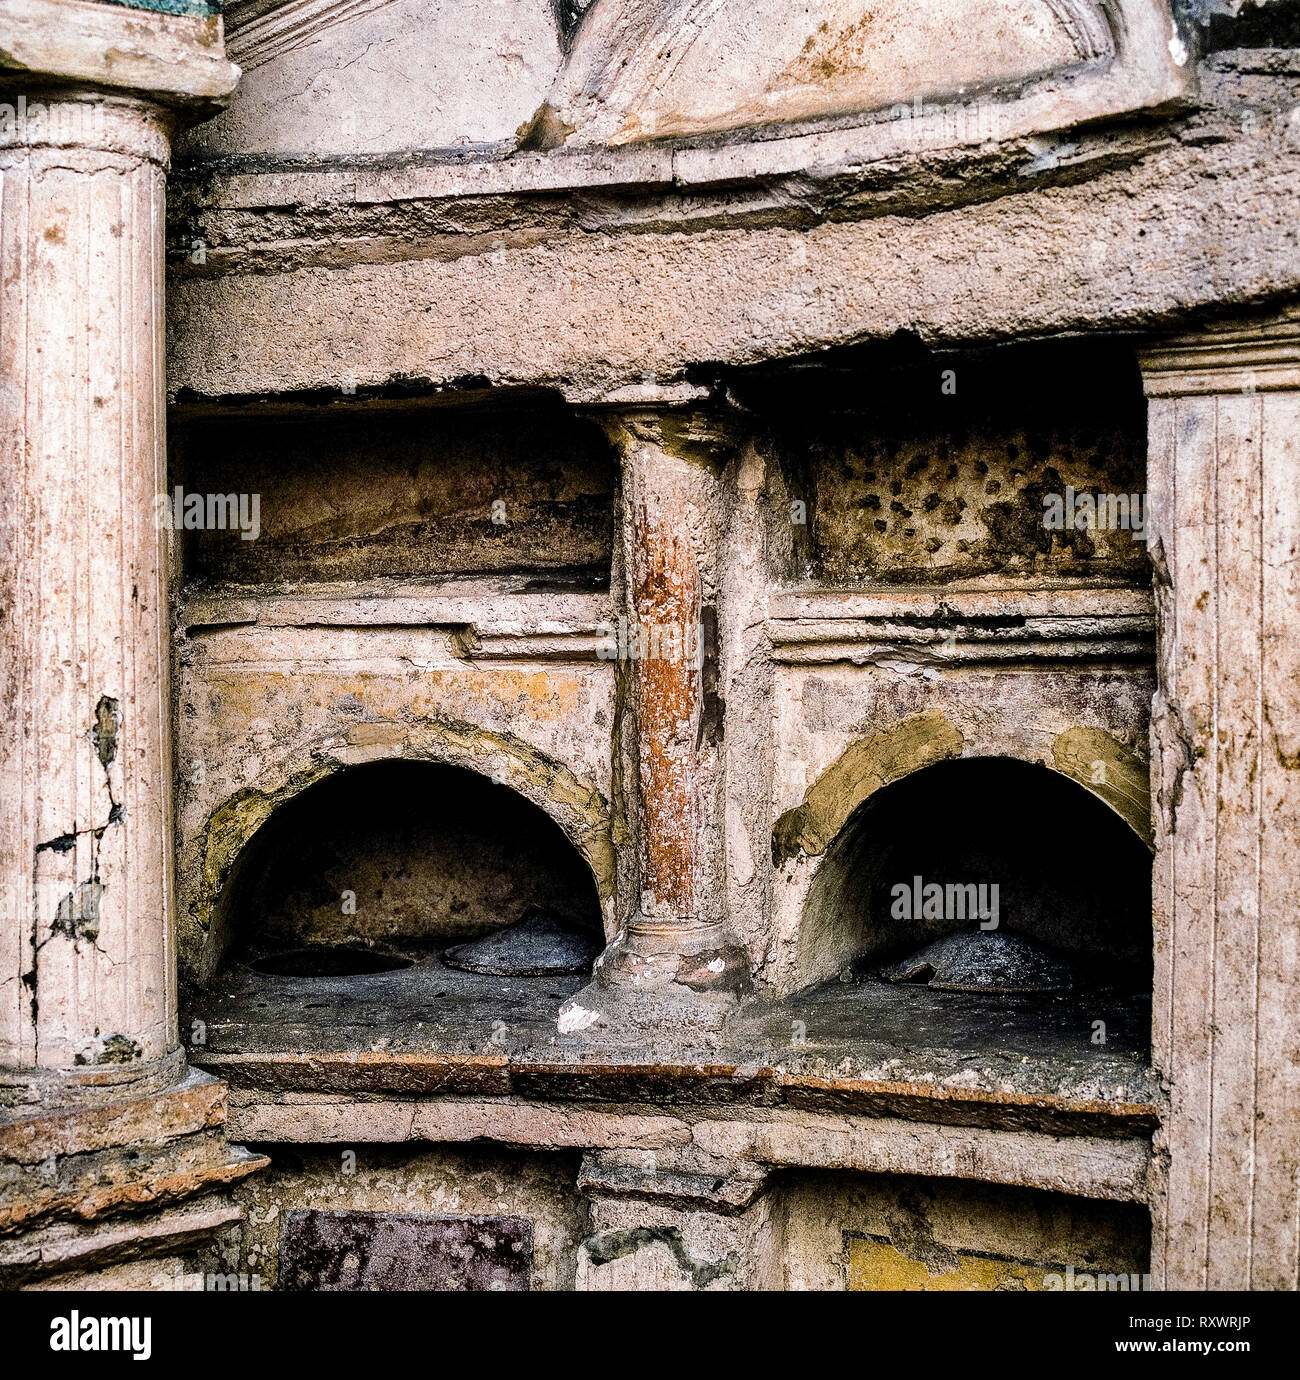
[[0, 1067, 267, 1289], [557, 920, 751, 1037], [0, 1047, 189, 1114]]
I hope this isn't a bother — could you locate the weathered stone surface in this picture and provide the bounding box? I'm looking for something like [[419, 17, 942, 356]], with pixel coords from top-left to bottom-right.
[[172, 404, 616, 586], [0, 1069, 225, 1165], [175, 0, 1184, 163], [0, 95, 179, 1086], [226, 1092, 1152, 1203], [0, 1132, 266, 1233], [0, 0, 238, 107], [771, 663, 1152, 994], [0, 20, 264, 1287], [783, 1171, 1149, 1290], [219, 1143, 584, 1290], [559, 408, 751, 1015], [7, 0, 1300, 1295], [166, 94, 1300, 405], [1, 1195, 243, 1288], [187, 954, 1160, 1138], [173, 634, 618, 979], [186, 0, 563, 159], [550, 0, 1111, 147]]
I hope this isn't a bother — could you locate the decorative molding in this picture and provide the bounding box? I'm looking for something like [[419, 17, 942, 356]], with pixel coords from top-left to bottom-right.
[[548, 0, 1180, 150], [1140, 309, 1300, 395], [768, 585, 1155, 665], [224, 0, 396, 72]]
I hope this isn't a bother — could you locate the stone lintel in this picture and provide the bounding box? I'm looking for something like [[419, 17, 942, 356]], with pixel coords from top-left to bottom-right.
[[578, 1149, 771, 1215], [224, 1094, 1153, 1206]]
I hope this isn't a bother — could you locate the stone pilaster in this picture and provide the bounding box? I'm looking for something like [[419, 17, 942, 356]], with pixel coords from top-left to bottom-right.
[[561, 403, 751, 1033], [1141, 313, 1300, 1291]]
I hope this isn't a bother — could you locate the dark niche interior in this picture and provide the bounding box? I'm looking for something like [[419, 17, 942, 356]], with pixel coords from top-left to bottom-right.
[[172, 398, 617, 590], [804, 756, 1153, 995], [738, 337, 1150, 589], [214, 760, 603, 978]]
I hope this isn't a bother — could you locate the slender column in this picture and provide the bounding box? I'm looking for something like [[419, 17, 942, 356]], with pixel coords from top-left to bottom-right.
[[0, 93, 182, 1102], [1142, 315, 1300, 1290], [562, 405, 751, 1026]]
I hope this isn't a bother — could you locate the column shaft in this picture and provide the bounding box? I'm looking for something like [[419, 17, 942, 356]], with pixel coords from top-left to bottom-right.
[[565, 407, 751, 1020], [0, 96, 179, 1098], [624, 420, 710, 926]]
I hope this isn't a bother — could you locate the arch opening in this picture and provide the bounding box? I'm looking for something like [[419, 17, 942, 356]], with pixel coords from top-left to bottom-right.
[[799, 756, 1152, 995], [210, 760, 604, 980]]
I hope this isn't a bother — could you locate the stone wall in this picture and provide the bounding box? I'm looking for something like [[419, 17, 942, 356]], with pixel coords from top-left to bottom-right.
[[3, 0, 1298, 1295]]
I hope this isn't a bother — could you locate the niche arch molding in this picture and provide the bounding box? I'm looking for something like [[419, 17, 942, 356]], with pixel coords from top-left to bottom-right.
[[546, 0, 1189, 163], [771, 710, 1152, 994], [186, 720, 616, 983]]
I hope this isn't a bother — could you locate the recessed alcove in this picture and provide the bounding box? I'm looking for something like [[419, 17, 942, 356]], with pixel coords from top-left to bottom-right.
[[743, 337, 1151, 589], [781, 755, 1154, 1084], [209, 760, 604, 979], [801, 756, 1152, 994], [172, 400, 616, 591]]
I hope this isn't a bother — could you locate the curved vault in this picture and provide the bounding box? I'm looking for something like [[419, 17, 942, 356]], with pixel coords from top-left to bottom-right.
[[202, 759, 605, 980], [550, 0, 1116, 146], [796, 755, 1154, 994]]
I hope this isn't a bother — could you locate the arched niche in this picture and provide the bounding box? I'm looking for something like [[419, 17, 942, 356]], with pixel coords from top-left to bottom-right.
[[192, 743, 613, 982], [550, 0, 1117, 146], [797, 755, 1153, 994]]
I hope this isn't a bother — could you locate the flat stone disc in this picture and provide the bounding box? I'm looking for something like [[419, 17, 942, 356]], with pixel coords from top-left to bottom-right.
[[442, 905, 602, 977], [882, 929, 1076, 993]]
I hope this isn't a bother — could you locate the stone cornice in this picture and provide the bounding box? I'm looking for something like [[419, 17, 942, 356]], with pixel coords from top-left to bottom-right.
[[1140, 308, 1300, 396], [0, 0, 239, 109]]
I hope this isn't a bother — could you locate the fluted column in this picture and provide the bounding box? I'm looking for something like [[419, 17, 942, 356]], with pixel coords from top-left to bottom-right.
[[0, 12, 263, 1292], [0, 93, 181, 1102], [562, 405, 751, 1029], [1142, 314, 1300, 1290]]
